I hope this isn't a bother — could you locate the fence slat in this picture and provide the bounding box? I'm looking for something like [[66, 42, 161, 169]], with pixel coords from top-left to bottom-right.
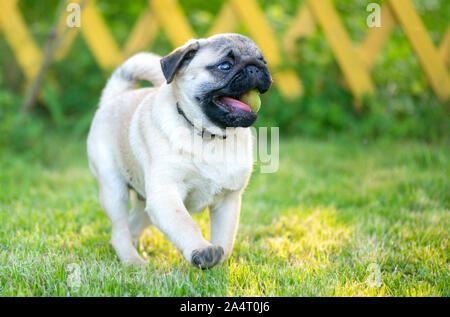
[[123, 8, 159, 58], [149, 0, 195, 48], [0, 0, 42, 80], [358, 4, 396, 70], [388, 0, 450, 101], [207, 3, 238, 37], [54, 0, 81, 61], [79, 0, 122, 69], [308, 0, 374, 102], [229, 0, 280, 65], [439, 27, 450, 67], [0, 0, 448, 104], [229, 0, 303, 98], [272, 70, 304, 100], [283, 3, 316, 60]]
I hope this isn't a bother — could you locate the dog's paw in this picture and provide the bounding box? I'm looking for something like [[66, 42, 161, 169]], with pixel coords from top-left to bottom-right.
[[191, 245, 224, 269]]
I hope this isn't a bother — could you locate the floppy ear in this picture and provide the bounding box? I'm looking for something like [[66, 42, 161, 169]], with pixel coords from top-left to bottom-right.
[[160, 42, 200, 84]]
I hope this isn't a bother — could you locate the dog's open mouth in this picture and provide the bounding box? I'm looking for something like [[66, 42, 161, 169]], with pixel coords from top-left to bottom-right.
[[213, 89, 261, 113], [214, 96, 251, 112]]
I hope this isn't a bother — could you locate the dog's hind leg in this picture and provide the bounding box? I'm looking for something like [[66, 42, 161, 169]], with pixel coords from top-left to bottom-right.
[[98, 173, 146, 266], [128, 191, 151, 249]]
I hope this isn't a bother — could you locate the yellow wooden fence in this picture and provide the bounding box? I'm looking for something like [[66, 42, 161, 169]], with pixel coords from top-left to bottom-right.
[[0, 0, 449, 106]]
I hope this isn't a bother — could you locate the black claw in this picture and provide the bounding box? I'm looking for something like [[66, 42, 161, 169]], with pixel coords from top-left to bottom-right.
[[192, 251, 201, 266], [216, 247, 224, 258], [204, 249, 213, 263]]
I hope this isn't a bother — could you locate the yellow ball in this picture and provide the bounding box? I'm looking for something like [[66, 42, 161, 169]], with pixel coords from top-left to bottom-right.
[[241, 89, 261, 112]]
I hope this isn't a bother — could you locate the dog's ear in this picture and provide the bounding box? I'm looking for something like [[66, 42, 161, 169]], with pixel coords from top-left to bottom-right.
[[160, 42, 200, 84]]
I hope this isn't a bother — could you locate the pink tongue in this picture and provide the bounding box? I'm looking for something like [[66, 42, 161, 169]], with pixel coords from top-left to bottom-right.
[[220, 96, 251, 112]]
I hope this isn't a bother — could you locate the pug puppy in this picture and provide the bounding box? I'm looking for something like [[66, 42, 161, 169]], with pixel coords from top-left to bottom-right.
[[87, 33, 272, 269]]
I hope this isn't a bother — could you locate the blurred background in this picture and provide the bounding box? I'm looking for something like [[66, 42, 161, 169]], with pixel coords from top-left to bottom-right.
[[0, 0, 449, 297], [0, 0, 449, 154]]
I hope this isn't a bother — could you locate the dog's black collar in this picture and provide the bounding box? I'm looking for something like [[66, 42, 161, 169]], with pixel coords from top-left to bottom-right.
[[176, 102, 226, 140]]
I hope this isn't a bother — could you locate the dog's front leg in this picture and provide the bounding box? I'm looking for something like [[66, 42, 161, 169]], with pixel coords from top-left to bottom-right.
[[145, 179, 224, 269], [209, 190, 242, 262]]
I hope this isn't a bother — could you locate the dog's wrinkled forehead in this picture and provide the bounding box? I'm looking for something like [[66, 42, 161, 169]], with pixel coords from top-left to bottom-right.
[[204, 34, 261, 58]]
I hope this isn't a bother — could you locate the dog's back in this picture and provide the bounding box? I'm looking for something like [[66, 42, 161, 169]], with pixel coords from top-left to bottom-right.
[[87, 53, 163, 183]]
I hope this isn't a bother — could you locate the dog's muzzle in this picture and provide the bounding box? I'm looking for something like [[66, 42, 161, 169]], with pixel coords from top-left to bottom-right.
[[202, 63, 272, 129], [227, 64, 272, 94]]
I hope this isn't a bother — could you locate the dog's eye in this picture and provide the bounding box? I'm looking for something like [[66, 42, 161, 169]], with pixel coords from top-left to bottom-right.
[[217, 61, 232, 71]]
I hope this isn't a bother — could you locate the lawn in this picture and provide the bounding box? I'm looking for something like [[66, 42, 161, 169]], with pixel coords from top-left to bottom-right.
[[0, 134, 448, 296]]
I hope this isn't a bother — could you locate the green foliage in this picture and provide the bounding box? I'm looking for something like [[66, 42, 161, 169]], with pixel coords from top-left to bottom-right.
[[0, 88, 46, 154], [257, 89, 449, 141]]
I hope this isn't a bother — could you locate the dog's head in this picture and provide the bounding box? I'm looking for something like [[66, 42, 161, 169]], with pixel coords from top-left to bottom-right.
[[160, 34, 272, 134]]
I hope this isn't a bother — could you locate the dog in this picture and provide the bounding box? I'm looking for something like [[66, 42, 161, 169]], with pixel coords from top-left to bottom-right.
[[87, 33, 272, 269]]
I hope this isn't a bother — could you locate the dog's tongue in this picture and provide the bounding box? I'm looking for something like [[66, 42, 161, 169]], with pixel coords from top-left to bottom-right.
[[219, 96, 251, 112]]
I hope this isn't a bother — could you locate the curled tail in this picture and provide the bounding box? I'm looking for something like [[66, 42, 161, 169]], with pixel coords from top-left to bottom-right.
[[100, 52, 166, 103]]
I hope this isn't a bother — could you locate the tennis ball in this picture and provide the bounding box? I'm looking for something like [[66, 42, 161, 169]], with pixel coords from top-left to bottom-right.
[[241, 89, 261, 112]]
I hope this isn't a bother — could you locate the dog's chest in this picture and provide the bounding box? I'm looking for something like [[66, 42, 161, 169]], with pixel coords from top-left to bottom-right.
[[183, 161, 250, 213]]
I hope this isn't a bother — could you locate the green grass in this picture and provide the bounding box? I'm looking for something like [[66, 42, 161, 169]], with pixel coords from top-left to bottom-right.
[[0, 134, 448, 296]]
